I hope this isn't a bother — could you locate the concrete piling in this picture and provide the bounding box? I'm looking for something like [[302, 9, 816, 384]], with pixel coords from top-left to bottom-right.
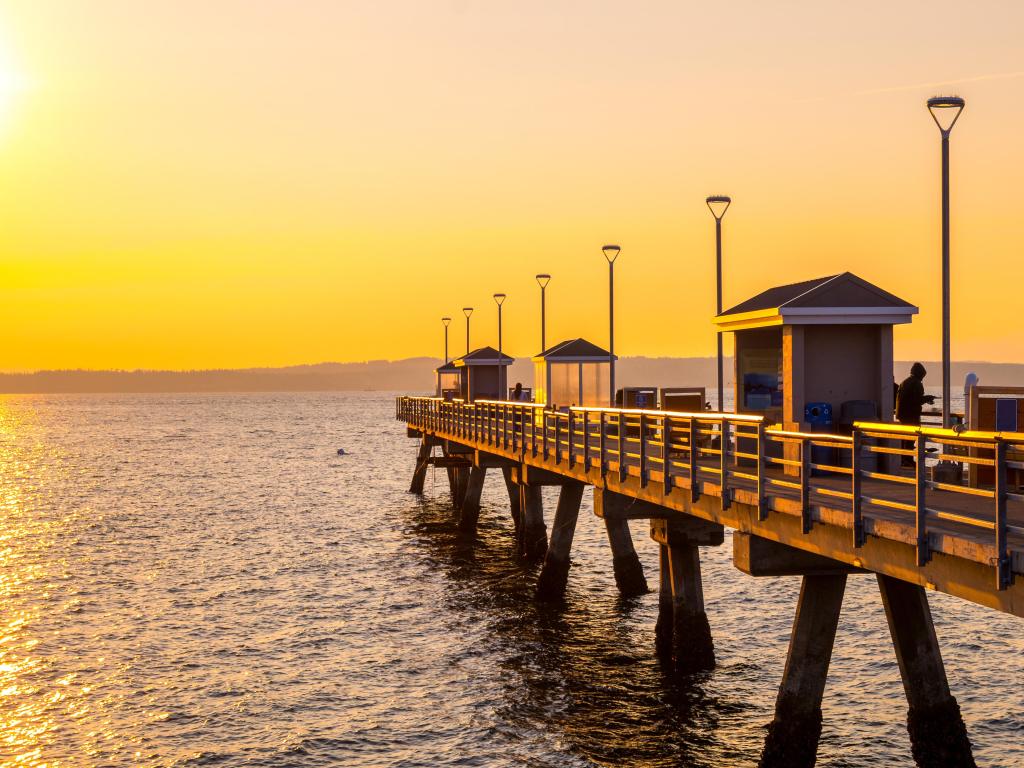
[[458, 465, 487, 533], [519, 483, 548, 561], [665, 540, 715, 674], [759, 574, 847, 768], [501, 466, 522, 535], [604, 518, 648, 596], [408, 438, 432, 494], [877, 575, 975, 768], [654, 546, 674, 660], [535, 481, 585, 601]]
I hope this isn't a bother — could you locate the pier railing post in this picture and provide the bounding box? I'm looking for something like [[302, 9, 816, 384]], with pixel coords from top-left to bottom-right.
[[995, 439, 1010, 589], [567, 410, 575, 469], [583, 410, 590, 472], [618, 412, 626, 482], [689, 417, 700, 503], [663, 415, 673, 495], [852, 430, 865, 547], [756, 422, 767, 519], [720, 419, 731, 510], [800, 439, 811, 533], [915, 433, 929, 566], [639, 413, 648, 488]]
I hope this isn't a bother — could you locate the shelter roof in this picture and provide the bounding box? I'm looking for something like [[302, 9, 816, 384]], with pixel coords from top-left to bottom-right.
[[453, 346, 514, 367], [715, 272, 917, 331], [532, 338, 613, 362]]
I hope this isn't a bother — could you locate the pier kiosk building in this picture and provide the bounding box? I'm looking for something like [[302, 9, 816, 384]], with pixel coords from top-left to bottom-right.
[[714, 272, 917, 433], [435, 361, 460, 400], [453, 346, 514, 402], [532, 338, 613, 409]]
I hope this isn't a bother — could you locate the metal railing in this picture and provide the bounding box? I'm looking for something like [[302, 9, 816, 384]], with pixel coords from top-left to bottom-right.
[[397, 397, 1023, 590]]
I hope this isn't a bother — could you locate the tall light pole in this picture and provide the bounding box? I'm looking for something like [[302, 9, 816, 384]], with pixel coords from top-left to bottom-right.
[[603, 245, 621, 406], [707, 195, 732, 412], [493, 293, 506, 360], [442, 316, 452, 363], [536, 274, 551, 352], [927, 96, 965, 429], [463, 307, 473, 354]]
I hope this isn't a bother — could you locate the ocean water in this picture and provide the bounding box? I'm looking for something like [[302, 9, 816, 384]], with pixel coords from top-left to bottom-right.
[[0, 392, 1020, 767]]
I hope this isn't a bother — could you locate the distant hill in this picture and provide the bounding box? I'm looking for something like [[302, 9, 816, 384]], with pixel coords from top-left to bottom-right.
[[0, 357, 1019, 394]]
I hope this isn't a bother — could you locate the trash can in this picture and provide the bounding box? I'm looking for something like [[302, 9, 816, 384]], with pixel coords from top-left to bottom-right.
[[804, 402, 835, 475], [839, 399, 878, 471]]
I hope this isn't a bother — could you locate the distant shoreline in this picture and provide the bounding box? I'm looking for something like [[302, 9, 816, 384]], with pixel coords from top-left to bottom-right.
[[0, 357, 1019, 395]]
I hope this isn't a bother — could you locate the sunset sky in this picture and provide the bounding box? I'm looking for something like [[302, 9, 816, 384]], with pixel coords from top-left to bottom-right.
[[2, 1, 1024, 371]]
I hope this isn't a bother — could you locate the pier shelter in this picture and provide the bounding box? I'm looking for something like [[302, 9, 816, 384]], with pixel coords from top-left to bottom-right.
[[715, 272, 917, 433], [435, 361, 460, 400], [453, 346, 514, 402], [532, 338, 613, 409]]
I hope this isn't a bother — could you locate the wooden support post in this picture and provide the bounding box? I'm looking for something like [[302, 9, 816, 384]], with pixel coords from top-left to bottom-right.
[[458, 465, 487, 533], [502, 466, 522, 535], [409, 438, 432, 494], [877, 575, 975, 768], [759, 574, 847, 768], [519, 483, 547, 561], [535, 481, 585, 602], [666, 539, 715, 674], [604, 517, 648, 596]]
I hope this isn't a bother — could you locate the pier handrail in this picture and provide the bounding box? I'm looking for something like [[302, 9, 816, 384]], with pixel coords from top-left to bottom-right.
[[397, 396, 1020, 590]]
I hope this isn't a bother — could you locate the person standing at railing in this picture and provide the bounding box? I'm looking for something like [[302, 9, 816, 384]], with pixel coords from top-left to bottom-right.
[[511, 382, 527, 402], [896, 362, 936, 467]]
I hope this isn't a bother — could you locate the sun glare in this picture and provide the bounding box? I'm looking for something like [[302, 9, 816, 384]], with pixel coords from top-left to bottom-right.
[[0, 36, 27, 132]]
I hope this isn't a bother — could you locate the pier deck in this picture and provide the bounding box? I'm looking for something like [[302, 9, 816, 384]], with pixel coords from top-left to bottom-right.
[[398, 396, 1024, 616]]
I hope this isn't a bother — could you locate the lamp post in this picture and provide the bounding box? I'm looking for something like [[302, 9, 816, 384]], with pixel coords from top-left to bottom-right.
[[536, 274, 551, 352], [603, 245, 621, 406], [463, 307, 473, 354], [493, 293, 506, 359], [927, 96, 965, 429], [442, 316, 451, 363], [706, 195, 732, 412]]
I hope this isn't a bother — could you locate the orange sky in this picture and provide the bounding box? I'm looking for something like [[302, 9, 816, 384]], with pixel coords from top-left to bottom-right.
[[1, 1, 1023, 371]]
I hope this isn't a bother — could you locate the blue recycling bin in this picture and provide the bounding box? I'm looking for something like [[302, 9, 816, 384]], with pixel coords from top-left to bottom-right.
[[804, 402, 836, 475]]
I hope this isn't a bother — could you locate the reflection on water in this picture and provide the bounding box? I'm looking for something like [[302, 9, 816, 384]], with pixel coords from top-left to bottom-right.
[[0, 393, 1019, 767]]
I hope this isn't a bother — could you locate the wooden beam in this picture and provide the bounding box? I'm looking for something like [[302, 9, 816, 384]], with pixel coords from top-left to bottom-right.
[[734, 532, 867, 577], [650, 516, 725, 548]]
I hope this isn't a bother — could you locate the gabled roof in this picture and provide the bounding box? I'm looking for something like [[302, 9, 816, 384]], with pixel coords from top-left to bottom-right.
[[435, 360, 459, 373], [532, 338, 614, 362], [715, 272, 918, 331], [453, 345, 514, 367]]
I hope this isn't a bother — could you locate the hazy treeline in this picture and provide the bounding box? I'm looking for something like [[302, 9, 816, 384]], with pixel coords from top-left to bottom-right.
[[0, 357, 1018, 394]]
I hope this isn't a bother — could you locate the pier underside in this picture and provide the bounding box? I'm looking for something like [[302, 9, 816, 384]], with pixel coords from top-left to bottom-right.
[[401, 403, 1015, 767]]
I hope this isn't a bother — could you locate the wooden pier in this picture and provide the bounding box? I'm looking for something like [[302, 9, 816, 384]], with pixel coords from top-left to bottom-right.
[[398, 396, 1024, 767]]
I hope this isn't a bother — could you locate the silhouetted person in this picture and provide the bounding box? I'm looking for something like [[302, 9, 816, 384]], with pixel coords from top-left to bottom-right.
[[895, 362, 935, 467], [511, 382, 525, 401]]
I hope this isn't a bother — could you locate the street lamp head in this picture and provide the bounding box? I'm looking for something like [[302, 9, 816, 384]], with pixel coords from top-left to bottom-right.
[[927, 96, 965, 134], [535, 273, 551, 289], [441, 316, 451, 327], [493, 293, 506, 306], [602, 244, 621, 263], [463, 307, 473, 318], [706, 195, 732, 220]]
